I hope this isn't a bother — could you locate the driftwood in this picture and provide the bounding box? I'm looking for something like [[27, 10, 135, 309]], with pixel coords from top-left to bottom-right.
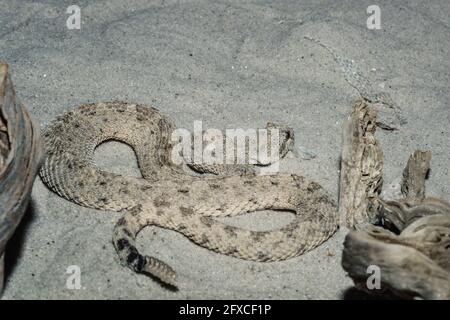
[[401, 150, 431, 199], [0, 62, 42, 294], [340, 101, 450, 299], [338, 99, 383, 228], [342, 221, 450, 299]]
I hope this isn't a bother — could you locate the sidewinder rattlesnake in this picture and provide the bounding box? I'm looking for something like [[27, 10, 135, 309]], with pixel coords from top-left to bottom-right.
[[39, 101, 338, 287]]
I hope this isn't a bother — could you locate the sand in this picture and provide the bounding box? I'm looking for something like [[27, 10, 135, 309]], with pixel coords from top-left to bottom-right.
[[0, 0, 448, 299]]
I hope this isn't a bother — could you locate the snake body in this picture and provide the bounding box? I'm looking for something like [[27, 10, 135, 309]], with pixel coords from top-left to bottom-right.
[[39, 101, 338, 286]]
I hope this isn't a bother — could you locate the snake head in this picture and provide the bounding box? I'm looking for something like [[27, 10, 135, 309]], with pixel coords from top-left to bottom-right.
[[262, 122, 295, 163]]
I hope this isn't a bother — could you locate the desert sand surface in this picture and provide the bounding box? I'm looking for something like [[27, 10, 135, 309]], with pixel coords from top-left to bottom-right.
[[0, 0, 448, 299]]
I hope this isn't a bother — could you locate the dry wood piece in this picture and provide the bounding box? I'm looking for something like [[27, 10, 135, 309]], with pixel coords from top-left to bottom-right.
[[0, 107, 9, 168], [401, 150, 431, 199], [0, 62, 42, 294], [343, 222, 450, 299], [342, 147, 450, 299], [380, 151, 436, 231], [339, 99, 384, 229]]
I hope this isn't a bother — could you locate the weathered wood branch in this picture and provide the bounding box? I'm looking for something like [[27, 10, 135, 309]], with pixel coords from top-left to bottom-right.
[[338, 99, 384, 229], [342, 126, 450, 299], [0, 62, 42, 294], [401, 150, 431, 199], [343, 225, 450, 299]]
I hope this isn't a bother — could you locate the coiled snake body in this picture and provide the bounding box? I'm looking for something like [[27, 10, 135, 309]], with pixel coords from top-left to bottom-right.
[[39, 101, 338, 286]]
